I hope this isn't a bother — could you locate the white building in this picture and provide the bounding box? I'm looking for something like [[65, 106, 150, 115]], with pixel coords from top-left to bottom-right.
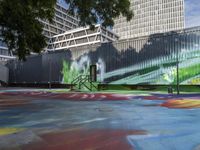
[[41, 3, 79, 38], [0, 37, 15, 64], [113, 0, 185, 39], [47, 25, 119, 51]]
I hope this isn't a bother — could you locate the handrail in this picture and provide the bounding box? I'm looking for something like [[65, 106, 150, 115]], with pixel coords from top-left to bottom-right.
[[71, 74, 98, 91]]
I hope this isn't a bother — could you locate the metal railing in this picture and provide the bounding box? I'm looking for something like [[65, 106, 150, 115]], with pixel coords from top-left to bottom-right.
[[71, 75, 98, 91]]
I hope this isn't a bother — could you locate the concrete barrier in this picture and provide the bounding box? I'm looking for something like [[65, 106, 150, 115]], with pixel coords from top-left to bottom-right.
[[0, 64, 9, 84]]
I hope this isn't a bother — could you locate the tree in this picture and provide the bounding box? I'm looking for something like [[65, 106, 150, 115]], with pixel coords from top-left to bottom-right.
[[0, 0, 133, 60], [0, 0, 56, 60], [65, 0, 133, 28]]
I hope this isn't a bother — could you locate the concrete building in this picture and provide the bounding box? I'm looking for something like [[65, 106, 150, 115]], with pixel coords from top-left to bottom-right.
[[41, 3, 79, 39], [47, 25, 119, 51], [113, 0, 185, 39], [0, 37, 15, 64]]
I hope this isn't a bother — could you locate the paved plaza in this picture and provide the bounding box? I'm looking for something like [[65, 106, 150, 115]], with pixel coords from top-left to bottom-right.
[[0, 89, 200, 150]]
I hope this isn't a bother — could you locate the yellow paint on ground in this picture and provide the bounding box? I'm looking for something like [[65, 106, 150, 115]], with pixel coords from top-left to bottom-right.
[[163, 99, 200, 109], [0, 128, 24, 136]]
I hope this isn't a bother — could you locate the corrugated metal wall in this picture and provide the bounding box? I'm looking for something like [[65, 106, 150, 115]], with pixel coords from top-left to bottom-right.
[[7, 27, 200, 85]]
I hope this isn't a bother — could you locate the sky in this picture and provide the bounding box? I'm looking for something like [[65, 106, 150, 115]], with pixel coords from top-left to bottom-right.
[[185, 0, 200, 27]]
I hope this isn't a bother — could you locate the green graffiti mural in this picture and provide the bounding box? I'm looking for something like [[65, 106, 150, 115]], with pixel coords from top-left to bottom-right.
[[61, 57, 91, 84], [61, 60, 79, 83], [61, 47, 200, 85], [61, 60, 70, 83]]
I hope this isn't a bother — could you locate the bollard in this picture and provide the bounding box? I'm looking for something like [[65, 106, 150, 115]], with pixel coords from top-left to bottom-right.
[[168, 86, 173, 94]]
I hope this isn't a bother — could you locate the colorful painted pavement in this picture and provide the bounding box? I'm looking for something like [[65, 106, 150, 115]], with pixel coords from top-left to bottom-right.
[[0, 89, 200, 150]]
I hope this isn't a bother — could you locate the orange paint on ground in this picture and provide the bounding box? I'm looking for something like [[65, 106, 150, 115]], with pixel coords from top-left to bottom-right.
[[0, 97, 30, 108], [22, 129, 146, 150], [161, 99, 200, 109]]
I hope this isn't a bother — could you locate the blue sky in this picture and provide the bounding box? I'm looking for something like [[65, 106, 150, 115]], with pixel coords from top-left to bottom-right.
[[185, 0, 200, 27]]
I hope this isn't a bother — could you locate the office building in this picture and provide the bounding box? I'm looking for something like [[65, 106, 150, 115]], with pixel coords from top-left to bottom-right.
[[113, 0, 185, 39], [41, 3, 79, 38]]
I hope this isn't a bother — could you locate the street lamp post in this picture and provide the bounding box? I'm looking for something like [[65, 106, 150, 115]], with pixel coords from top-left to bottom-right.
[[176, 37, 180, 95], [49, 58, 52, 89]]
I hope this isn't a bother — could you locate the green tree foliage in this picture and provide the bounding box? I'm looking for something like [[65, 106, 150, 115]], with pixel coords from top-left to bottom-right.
[[65, 0, 133, 28], [0, 0, 56, 60], [0, 0, 133, 60]]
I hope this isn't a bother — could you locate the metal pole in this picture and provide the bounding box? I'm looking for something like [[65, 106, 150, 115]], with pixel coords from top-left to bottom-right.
[[49, 58, 51, 89], [176, 40, 180, 95]]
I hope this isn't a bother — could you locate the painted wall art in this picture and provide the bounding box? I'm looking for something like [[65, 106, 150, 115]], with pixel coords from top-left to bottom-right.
[[8, 29, 200, 85]]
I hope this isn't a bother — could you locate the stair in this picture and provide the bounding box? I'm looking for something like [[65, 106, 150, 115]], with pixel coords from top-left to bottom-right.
[[71, 75, 98, 91]]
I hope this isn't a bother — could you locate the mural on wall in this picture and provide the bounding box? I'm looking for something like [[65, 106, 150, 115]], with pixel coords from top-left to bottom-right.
[[8, 28, 200, 85], [61, 31, 200, 85], [61, 55, 91, 83]]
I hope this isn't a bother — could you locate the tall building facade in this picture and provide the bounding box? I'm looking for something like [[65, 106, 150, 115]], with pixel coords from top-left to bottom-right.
[[41, 3, 79, 39], [0, 37, 9, 63], [0, 32, 15, 63], [113, 0, 185, 39]]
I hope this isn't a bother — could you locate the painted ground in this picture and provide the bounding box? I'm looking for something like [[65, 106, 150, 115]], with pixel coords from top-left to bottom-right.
[[0, 88, 200, 150]]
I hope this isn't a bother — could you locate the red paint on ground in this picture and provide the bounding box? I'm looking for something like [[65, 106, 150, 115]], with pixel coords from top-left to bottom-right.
[[1, 92, 130, 101], [142, 96, 169, 100], [22, 129, 146, 150]]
